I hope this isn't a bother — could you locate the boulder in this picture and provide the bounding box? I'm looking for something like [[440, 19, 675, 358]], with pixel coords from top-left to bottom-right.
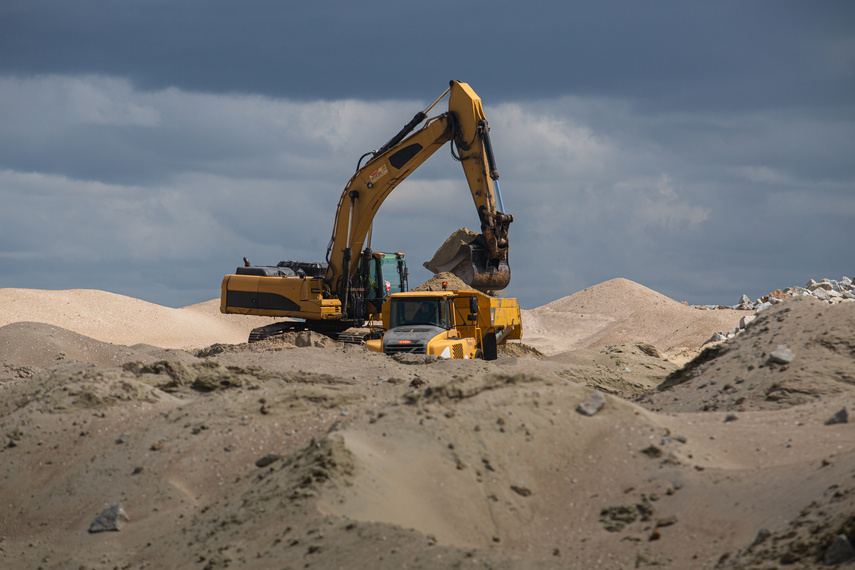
[[88, 502, 129, 533]]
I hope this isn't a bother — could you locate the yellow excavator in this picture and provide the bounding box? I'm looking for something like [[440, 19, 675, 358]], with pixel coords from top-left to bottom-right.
[[220, 80, 514, 341]]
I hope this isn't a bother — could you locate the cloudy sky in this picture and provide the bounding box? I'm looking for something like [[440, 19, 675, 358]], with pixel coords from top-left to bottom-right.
[[2, 1, 853, 309]]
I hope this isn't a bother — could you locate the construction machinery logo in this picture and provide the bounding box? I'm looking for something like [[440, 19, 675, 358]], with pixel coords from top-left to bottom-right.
[[369, 164, 388, 184]]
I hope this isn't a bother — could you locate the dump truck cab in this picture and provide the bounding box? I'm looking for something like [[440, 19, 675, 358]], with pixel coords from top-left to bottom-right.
[[366, 289, 522, 360]]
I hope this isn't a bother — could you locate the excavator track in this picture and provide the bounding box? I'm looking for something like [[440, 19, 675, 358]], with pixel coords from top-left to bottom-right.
[[247, 321, 377, 345], [247, 321, 308, 343], [335, 327, 383, 345]]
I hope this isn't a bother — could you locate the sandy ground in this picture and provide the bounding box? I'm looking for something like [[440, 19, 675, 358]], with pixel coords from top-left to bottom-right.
[[1, 279, 853, 569], [0, 289, 273, 349]]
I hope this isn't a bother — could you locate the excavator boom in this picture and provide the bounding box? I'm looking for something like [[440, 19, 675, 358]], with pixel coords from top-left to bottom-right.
[[325, 80, 513, 299]]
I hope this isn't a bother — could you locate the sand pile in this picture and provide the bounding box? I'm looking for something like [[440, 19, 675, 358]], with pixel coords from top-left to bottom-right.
[[411, 271, 471, 292], [522, 278, 752, 357], [638, 295, 855, 412], [422, 227, 480, 274], [0, 289, 271, 349], [0, 322, 194, 376]]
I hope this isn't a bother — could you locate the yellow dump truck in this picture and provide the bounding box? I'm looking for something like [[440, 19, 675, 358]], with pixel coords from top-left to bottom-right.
[[366, 288, 522, 360]]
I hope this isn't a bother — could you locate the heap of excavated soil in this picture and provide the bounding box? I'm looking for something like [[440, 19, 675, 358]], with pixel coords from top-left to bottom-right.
[[522, 278, 752, 357], [2, 354, 852, 570], [0, 322, 195, 377], [637, 295, 855, 412], [0, 289, 272, 349], [411, 271, 471, 292], [423, 227, 480, 273]]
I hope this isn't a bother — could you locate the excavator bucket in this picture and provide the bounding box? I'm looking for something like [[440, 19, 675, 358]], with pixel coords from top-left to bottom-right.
[[459, 242, 511, 291], [423, 228, 511, 291]]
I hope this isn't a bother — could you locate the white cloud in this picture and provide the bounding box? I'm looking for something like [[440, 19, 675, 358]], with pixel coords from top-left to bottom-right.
[[490, 101, 614, 181], [0, 75, 161, 129], [0, 169, 255, 263], [612, 173, 711, 231]]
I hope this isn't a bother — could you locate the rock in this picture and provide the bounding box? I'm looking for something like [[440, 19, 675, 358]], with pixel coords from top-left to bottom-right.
[[769, 289, 789, 300], [88, 502, 129, 533], [576, 391, 605, 416], [636, 343, 661, 358], [812, 288, 831, 301], [823, 533, 855, 565], [769, 344, 795, 365], [751, 528, 771, 547], [255, 453, 283, 468], [808, 279, 835, 291], [704, 332, 727, 345], [648, 528, 661, 541], [825, 407, 849, 426], [725, 277, 854, 342], [640, 445, 663, 458]]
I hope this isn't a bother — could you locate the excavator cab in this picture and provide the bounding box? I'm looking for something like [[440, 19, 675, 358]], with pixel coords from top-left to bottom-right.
[[357, 250, 408, 317]]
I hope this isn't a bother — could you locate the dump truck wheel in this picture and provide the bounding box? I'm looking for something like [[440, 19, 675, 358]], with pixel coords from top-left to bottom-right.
[[482, 332, 498, 361]]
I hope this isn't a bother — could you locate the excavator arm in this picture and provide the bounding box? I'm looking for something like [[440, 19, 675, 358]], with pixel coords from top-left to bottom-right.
[[324, 80, 513, 303]]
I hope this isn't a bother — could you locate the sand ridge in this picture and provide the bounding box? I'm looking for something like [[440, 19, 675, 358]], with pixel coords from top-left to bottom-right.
[[0, 288, 272, 349], [522, 278, 752, 356]]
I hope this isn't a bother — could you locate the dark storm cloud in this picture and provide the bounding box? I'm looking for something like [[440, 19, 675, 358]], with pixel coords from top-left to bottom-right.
[[3, 1, 853, 114]]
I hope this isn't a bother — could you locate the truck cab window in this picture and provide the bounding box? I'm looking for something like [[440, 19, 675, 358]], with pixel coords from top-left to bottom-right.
[[391, 298, 449, 329]]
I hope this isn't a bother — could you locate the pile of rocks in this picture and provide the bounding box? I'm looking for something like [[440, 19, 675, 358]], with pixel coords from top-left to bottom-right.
[[734, 277, 855, 312], [704, 277, 854, 344]]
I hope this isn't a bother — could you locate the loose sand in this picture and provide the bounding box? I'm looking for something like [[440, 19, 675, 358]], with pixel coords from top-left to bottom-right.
[[0, 289, 273, 349], [1, 279, 853, 569]]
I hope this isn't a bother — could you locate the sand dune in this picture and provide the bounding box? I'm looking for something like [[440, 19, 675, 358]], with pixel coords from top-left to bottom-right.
[[0, 288, 272, 349], [522, 278, 752, 355], [2, 278, 749, 355]]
